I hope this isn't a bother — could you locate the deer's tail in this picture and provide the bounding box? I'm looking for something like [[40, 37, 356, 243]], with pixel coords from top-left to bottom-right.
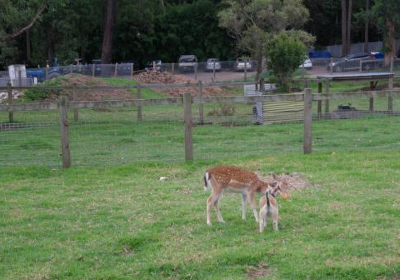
[[203, 172, 211, 191]]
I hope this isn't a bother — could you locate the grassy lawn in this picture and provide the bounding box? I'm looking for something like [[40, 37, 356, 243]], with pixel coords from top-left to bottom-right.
[[1, 149, 400, 280], [2, 77, 400, 279]]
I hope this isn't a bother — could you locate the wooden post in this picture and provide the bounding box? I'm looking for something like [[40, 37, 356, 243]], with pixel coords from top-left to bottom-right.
[[137, 85, 142, 121], [130, 63, 134, 79], [114, 63, 118, 77], [92, 64, 95, 77], [198, 81, 204, 124], [324, 79, 330, 113], [388, 76, 394, 112], [244, 61, 248, 82], [73, 84, 78, 122], [212, 62, 216, 81], [330, 57, 333, 75], [59, 96, 71, 168], [317, 82, 322, 117], [369, 81, 374, 111], [45, 67, 49, 80], [390, 57, 394, 73], [183, 92, 193, 161], [194, 64, 198, 80], [153, 61, 156, 71], [304, 88, 312, 154], [172, 63, 175, 75], [7, 83, 13, 123], [18, 70, 22, 87]]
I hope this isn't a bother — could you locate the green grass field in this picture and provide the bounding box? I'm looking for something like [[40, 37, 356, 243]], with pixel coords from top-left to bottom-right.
[[2, 149, 400, 280], [2, 77, 400, 279]]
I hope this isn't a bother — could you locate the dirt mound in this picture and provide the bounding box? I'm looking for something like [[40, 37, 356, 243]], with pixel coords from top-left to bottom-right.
[[56, 74, 133, 101], [133, 71, 229, 97]]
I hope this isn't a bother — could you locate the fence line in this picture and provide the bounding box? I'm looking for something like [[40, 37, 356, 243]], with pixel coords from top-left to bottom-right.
[[2, 87, 400, 168]]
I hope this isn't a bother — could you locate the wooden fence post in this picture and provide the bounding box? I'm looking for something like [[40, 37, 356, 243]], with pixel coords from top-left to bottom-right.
[[59, 96, 71, 168], [183, 92, 193, 161], [213, 62, 216, 81], [390, 57, 394, 73], [114, 63, 118, 77], [388, 76, 394, 112], [244, 61, 248, 82], [172, 63, 175, 75], [130, 63, 134, 79], [324, 79, 330, 113], [198, 81, 204, 124], [303, 88, 312, 154], [7, 82, 13, 123], [137, 84, 142, 121], [194, 64, 198, 80], [73, 84, 79, 121], [45, 67, 49, 80], [92, 64, 95, 77], [317, 82, 322, 117]]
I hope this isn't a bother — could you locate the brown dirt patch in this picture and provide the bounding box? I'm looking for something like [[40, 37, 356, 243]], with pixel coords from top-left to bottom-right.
[[59, 74, 133, 101], [28, 74, 134, 102], [246, 263, 271, 279], [133, 71, 229, 97]]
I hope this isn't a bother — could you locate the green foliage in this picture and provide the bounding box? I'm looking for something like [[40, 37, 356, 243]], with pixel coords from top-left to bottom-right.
[[23, 76, 63, 101], [266, 32, 306, 92]]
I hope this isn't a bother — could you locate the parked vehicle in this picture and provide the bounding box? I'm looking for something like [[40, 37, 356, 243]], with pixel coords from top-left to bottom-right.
[[300, 56, 313, 69], [327, 52, 372, 72], [178, 55, 198, 73], [234, 58, 252, 71], [145, 60, 162, 71], [205, 58, 221, 71], [26, 58, 62, 82]]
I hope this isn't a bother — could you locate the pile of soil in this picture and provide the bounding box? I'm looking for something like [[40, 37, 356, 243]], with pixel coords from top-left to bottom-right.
[[51, 74, 133, 101], [133, 71, 229, 97]]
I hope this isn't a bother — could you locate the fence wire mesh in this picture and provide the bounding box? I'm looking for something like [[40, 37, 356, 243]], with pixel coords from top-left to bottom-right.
[[1, 85, 400, 168]]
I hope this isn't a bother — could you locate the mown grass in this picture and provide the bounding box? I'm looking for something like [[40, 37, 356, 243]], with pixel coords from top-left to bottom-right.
[[1, 149, 400, 280], [2, 77, 400, 279]]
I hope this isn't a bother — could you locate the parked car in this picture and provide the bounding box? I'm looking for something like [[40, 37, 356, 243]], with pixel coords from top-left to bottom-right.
[[327, 52, 372, 72], [205, 58, 221, 71], [145, 60, 162, 71], [234, 58, 252, 71], [178, 55, 198, 73], [300, 56, 313, 70]]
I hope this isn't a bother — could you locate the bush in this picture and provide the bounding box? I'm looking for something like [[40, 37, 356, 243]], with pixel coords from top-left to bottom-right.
[[265, 32, 306, 92]]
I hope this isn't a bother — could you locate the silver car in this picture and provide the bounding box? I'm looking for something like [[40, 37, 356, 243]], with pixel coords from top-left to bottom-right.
[[205, 58, 221, 71]]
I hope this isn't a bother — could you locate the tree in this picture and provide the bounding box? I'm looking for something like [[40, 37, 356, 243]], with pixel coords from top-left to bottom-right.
[[265, 32, 306, 92], [341, 0, 353, 56], [371, 0, 400, 65], [218, 0, 311, 86], [101, 0, 117, 64]]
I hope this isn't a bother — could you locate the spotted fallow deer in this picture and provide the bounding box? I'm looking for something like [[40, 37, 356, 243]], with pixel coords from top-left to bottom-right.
[[203, 165, 281, 226], [259, 183, 283, 232]]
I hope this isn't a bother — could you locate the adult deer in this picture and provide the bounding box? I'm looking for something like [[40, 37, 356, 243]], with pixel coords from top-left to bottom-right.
[[203, 165, 284, 226]]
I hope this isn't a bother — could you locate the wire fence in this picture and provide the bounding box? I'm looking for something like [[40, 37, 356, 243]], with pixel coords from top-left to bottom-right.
[[2, 57, 400, 87], [1, 82, 400, 168]]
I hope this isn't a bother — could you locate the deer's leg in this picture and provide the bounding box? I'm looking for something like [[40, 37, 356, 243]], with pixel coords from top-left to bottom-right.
[[207, 189, 222, 226], [259, 205, 268, 233], [241, 192, 248, 220], [249, 191, 259, 223], [214, 195, 225, 223], [272, 206, 279, 231]]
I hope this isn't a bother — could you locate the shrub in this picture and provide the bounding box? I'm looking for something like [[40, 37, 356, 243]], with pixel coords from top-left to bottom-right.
[[265, 32, 306, 93]]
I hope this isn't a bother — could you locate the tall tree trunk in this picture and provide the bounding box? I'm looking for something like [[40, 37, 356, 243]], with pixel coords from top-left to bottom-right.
[[101, 0, 117, 64], [364, 0, 369, 52], [384, 20, 396, 66], [46, 25, 54, 67], [341, 0, 347, 56], [26, 30, 31, 64], [346, 0, 352, 54]]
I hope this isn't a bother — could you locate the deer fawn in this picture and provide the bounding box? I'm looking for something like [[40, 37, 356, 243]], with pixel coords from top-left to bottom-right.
[[203, 165, 283, 226], [259, 183, 283, 232]]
